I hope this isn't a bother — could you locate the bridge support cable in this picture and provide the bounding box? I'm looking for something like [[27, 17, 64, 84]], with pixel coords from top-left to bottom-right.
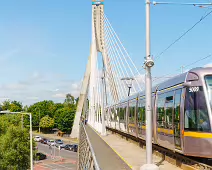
[[94, 63, 102, 132], [104, 17, 139, 95], [104, 18, 131, 98], [102, 61, 119, 106], [103, 19, 138, 98], [104, 15, 144, 93], [104, 28, 128, 101], [104, 15, 144, 91], [104, 17, 143, 94], [106, 22, 132, 99], [104, 18, 140, 98]]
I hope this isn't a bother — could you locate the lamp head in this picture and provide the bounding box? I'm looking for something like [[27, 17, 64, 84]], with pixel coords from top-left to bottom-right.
[[144, 58, 154, 68]]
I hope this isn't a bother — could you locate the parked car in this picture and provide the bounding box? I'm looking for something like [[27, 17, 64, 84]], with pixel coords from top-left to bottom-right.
[[40, 138, 48, 144], [34, 136, 42, 142], [71, 144, 78, 152], [36, 152, 47, 160], [47, 140, 55, 146], [64, 144, 73, 151], [55, 139, 64, 148]]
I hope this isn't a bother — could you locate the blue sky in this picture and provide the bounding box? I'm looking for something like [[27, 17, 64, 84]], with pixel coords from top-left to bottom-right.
[[0, 0, 211, 105]]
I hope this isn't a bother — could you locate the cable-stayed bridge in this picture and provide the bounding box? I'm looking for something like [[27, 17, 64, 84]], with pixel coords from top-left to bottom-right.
[[70, 1, 212, 170], [71, 0, 145, 139]]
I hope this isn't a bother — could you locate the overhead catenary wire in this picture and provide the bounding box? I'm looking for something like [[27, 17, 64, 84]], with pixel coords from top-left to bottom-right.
[[154, 9, 212, 60], [153, 53, 212, 82]]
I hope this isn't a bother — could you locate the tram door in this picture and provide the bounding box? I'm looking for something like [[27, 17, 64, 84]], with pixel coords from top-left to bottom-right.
[[174, 89, 182, 150]]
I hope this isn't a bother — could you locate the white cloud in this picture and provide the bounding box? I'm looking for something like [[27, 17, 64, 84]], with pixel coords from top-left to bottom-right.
[[0, 71, 82, 106], [5, 83, 27, 90], [52, 93, 66, 98], [0, 49, 20, 62], [26, 97, 39, 100], [0, 97, 10, 100], [49, 89, 59, 92]]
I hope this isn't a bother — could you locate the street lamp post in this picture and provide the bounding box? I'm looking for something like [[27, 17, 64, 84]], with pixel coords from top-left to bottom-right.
[[121, 77, 134, 133], [121, 77, 134, 97], [101, 72, 107, 136], [140, 0, 158, 169], [140, 1, 212, 170], [21, 112, 33, 170], [6, 112, 33, 170], [39, 109, 40, 134]]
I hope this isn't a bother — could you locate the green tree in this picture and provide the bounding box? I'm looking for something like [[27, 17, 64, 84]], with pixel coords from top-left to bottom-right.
[[10, 103, 22, 112], [64, 93, 75, 107], [2, 100, 23, 112], [2, 100, 10, 110], [0, 114, 33, 170], [23, 105, 28, 112], [39, 115, 54, 129], [54, 107, 75, 133], [28, 100, 56, 126], [11, 101, 23, 110]]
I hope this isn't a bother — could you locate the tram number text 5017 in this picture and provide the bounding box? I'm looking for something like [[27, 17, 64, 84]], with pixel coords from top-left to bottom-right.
[[189, 86, 199, 93]]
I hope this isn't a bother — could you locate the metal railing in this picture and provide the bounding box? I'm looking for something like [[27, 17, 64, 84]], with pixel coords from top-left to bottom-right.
[[78, 122, 100, 170]]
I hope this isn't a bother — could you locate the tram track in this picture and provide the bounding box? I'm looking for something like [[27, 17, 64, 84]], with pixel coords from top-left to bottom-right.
[[106, 127, 212, 170]]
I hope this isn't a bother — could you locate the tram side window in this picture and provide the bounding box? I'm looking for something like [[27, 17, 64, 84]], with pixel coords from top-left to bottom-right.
[[137, 101, 142, 127], [184, 86, 211, 132], [117, 106, 120, 122], [174, 89, 182, 124], [129, 101, 136, 124], [119, 104, 126, 123], [111, 107, 116, 122], [157, 93, 166, 128], [141, 100, 145, 125], [138, 99, 145, 126], [165, 92, 174, 129]]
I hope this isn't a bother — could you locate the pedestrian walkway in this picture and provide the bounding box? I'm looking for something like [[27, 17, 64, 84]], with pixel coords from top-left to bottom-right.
[[100, 130, 181, 170], [85, 125, 131, 170]]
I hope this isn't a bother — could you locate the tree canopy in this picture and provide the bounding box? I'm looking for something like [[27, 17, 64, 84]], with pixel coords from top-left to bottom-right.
[[40, 115, 54, 129], [25, 93, 77, 133], [1, 100, 23, 112], [0, 93, 78, 169], [0, 114, 32, 170]]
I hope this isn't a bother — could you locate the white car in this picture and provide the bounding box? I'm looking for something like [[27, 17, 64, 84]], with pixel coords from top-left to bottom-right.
[[34, 136, 42, 142], [47, 140, 56, 146]]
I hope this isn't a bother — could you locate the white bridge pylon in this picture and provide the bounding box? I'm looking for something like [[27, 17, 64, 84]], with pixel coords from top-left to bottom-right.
[[71, 0, 144, 138]]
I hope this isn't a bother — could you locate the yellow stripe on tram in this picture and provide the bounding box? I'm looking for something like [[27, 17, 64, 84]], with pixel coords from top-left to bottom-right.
[[128, 124, 136, 127], [157, 128, 174, 135], [184, 131, 212, 138]]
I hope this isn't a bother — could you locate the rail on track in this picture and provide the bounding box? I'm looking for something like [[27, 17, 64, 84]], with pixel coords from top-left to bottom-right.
[[78, 122, 100, 170], [106, 127, 212, 170]]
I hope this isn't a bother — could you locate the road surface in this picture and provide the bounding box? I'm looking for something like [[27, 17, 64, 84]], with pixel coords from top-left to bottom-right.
[[34, 140, 77, 170]]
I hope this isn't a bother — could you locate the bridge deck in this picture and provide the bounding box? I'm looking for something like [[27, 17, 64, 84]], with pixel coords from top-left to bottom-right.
[[85, 125, 131, 170]]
